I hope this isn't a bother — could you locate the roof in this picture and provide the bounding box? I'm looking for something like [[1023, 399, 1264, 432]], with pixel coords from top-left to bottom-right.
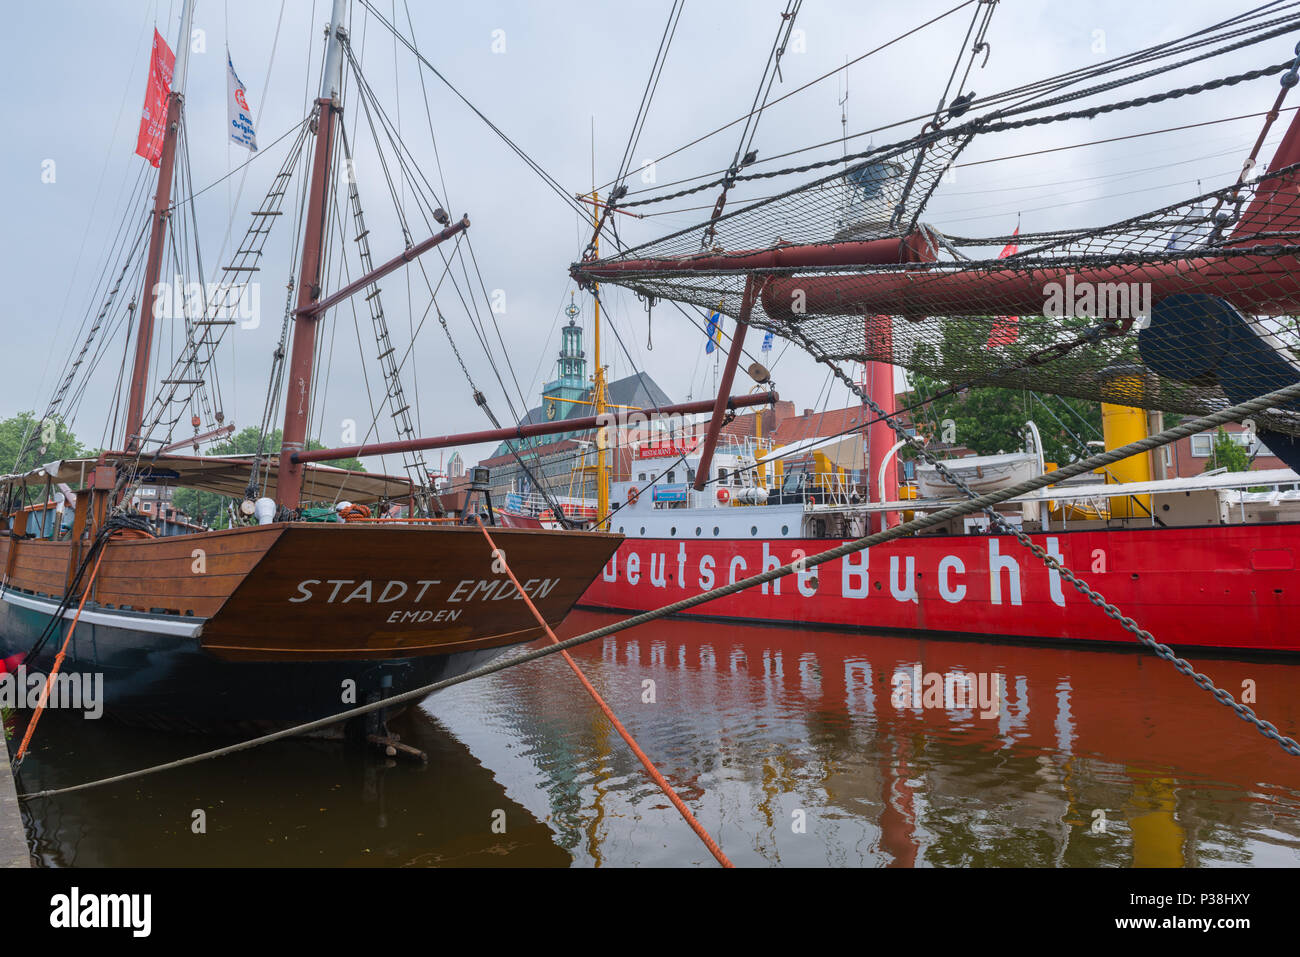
[[720, 401, 795, 440], [0, 454, 411, 505], [491, 372, 674, 458], [479, 438, 586, 469], [525, 372, 673, 428], [772, 406, 872, 447], [757, 432, 866, 471]]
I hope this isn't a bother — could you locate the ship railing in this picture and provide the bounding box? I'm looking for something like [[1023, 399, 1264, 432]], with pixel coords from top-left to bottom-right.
[[502, 491, 598, 518], [504, 492, 558, 515], [796, 472, 860, 509], [342, 516, 463, 524]]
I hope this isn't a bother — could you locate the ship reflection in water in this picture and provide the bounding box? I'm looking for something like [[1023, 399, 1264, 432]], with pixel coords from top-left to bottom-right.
[[14, 610, 1300, 867]]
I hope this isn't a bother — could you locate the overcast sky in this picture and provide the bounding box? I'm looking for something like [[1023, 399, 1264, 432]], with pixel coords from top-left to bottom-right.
[[5, 0, 1295, 474]]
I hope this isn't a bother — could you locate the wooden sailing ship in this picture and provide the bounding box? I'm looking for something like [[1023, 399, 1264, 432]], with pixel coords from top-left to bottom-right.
[[0, 0, 622, 735]]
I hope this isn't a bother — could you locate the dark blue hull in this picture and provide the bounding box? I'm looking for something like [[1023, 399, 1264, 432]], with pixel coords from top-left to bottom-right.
[[0, 596, 505, 736]]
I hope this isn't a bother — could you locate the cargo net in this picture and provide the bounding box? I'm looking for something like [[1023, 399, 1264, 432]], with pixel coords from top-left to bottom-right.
[[574, 112, 1300, 438]]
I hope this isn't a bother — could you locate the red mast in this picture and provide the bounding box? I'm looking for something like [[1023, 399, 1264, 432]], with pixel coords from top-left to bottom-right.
[[122, 1, 194, 452], [277, 0, 349, 510]]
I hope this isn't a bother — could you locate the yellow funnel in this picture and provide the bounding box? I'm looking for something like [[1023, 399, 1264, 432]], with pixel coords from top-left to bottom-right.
[[1101, 401, 1152, 518]]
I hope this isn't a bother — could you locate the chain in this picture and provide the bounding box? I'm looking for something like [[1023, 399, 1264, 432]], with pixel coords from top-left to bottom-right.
[[795, 326, 1300, 758], [437, 308, 479, 395]]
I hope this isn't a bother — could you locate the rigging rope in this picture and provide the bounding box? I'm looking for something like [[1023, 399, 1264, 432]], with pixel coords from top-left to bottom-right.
[[590, 0, 980, 197], [700, 0, 803, 249]]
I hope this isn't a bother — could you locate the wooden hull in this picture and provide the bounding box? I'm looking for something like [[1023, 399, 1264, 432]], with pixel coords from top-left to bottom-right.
[[0, 522, 621, 731]]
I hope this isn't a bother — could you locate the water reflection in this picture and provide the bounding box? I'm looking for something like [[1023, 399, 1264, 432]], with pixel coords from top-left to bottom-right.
[[15, 707, 567, 867], [12, 611, 1300, 867], [433, 612, 1300, 867]]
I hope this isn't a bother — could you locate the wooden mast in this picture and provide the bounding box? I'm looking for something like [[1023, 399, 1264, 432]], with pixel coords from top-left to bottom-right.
[[277, 0, 349, 510], [122, 0, 195, 453]]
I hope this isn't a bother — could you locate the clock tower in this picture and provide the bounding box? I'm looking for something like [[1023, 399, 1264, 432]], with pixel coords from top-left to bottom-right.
[[542, 310, 588, 417]]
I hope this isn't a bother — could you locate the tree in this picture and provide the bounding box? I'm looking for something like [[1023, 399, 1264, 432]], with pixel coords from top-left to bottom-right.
[[906, 372, 1102, 466], [207, 426, 366, 472], [0, 412, 86, 474], [170, 427, 367, 525], [0, 412, 87, 507], [1205, 427, 1250, 473]]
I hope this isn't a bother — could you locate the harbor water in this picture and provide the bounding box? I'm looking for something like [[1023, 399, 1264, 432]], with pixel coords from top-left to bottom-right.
[[11, 611, 1300, 867]]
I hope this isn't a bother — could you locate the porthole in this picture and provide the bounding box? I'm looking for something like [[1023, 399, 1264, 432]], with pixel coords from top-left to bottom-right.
[[618, 526, 625, 534], [781, 525, 789, 535], [670, 526, 677, 536], [695, 527, 702, 536], [640, 527, 646, 536], [713, 526, 720, 536], [751, 526, 758, 536]]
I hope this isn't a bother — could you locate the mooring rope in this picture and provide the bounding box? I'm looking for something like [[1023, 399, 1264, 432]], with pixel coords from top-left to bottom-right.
[[471, 515, 734, 868], [12, 544, 109, 770]]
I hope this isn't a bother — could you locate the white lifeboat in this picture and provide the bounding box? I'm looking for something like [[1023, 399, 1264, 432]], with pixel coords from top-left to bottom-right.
[[916, 452, 1040, 498]]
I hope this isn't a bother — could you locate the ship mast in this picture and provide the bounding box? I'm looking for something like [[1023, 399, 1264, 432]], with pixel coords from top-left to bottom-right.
[[122, 0, 195, 453], [277, 0, 349, 509], [590, 190, 610, 527]]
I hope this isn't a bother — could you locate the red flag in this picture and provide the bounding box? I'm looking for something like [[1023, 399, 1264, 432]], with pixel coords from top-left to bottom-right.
[[986, 226, 1021, 348], [135, 29, 176, 167]]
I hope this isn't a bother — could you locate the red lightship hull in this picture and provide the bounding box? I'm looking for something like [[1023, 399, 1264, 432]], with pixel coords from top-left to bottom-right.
[[579, 523, 1300, 655]]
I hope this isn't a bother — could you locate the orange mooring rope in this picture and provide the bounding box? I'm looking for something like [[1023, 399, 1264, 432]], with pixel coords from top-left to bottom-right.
[[472, 516, 733, 867], [14, 543, 108, 766]]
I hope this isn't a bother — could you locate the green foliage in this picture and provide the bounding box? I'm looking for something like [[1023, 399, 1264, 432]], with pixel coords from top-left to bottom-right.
[[170, 427, 366, 525], [0, 412, 87, 506], [168, 487, 228, 529], [208, 426, 366, 472], [0, 412, 86, 474], [900, 309, 1162, 465], [1205, 427, 1251, 473], [907, 372, 1102, 465]]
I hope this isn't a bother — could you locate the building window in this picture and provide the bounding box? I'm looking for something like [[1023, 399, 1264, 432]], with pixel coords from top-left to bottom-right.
[[1190, 434, 1213, 457], [666, 470, 675, 483]]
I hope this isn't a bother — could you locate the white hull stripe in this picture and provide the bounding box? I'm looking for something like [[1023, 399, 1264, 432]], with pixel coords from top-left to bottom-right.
[[0, 589, 205, 639]]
